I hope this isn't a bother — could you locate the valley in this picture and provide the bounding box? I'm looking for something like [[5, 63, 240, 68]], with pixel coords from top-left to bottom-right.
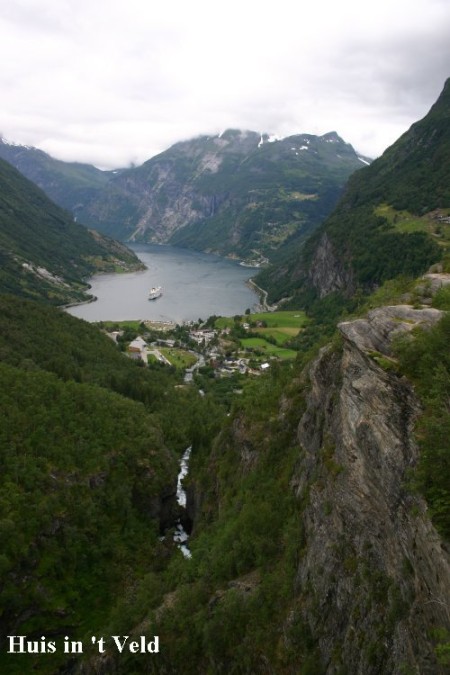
[[0, 79, 449, 674], [1, 129, 368, 263], [66, 243, 260, 323], [102, 309, 309, 383]]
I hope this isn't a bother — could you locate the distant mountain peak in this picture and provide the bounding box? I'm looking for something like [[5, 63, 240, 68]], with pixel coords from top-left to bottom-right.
[[219, 128, 259, 141], [0, 136, 31, 150], [321, 131, 345, 143]]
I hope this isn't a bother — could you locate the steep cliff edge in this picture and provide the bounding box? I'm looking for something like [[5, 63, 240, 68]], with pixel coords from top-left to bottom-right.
[[294, 304, 450, 673]]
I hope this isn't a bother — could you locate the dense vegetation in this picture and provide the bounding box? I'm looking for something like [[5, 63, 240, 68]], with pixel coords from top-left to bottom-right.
[[79, 361, 320, 674], [0, 157, 142, 305], [0, 295, 225, 673], [0, 361, 176, 672], [314, 207, 440, 284], [394, 292, 450, 538]]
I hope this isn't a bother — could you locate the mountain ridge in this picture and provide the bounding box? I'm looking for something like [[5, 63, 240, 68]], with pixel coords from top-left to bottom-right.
[[0, 136, 114, 212], [0, 129, 369, 263], [257, 78, 450, 305]]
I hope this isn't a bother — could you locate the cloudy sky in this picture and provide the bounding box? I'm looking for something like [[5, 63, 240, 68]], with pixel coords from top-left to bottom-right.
[[1, 0, 449, 169]]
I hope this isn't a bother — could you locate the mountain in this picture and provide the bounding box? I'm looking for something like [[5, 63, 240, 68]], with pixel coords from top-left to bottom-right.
[[258, 79, 450, 304], [0, 157, 143, 305], [79, 129, 369, 261], [1, 130, 369, 263], [0, 136, 114, 213]]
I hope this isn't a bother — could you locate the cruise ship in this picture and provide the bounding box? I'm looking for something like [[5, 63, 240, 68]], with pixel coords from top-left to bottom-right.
[[148, 286, 162, 300]]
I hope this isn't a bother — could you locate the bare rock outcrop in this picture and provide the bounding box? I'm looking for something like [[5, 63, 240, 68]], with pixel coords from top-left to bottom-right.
[[338, 304, 443, 355], [292, 305, 450, 674], [308, 233, 355, 298]]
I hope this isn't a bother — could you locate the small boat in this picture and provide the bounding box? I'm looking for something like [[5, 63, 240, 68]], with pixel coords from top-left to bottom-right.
[[148, 286, 162, 300]]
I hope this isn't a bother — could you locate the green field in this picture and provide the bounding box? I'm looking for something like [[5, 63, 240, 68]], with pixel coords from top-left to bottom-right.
[[240, 338, 298, 360], [216, 310, 308, 330], [249, 311, 308, 327], [375, 204, 450, 249], [159, 347, 197, 369], [216, 311, 308, 357], [253, 327, 298, 345]]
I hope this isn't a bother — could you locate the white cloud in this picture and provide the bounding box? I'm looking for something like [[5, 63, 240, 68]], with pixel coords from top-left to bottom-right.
[[0, 0, 449, 168]]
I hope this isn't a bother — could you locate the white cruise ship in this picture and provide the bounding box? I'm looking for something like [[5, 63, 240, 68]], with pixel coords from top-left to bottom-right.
[[148, 286, 162, 300]]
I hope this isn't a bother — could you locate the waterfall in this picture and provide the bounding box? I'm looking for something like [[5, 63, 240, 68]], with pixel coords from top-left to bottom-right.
[[173, 446, 192, 558]]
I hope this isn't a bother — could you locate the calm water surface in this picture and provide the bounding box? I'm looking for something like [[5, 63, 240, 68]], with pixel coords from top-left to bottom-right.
[[67, 244, 260, 323]]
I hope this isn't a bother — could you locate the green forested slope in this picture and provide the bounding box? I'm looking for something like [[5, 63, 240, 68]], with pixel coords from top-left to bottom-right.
[[0, 295, 223, 673], [0, 158, 142, 305], [0, 138, 111, 213], [0, 295, 213, 451], [258, 78, 450, 305], [0, 362, 176, 665], [339, 78, 450, 214], [77, 363, 314, 674]]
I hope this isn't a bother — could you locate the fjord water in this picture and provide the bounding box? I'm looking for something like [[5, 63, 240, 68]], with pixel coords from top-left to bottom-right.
[[67, 244, 259, 323]]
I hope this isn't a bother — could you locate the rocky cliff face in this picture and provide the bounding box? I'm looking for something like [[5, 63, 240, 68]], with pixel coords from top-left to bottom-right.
[[293, 304, 450, 673], [308, 232, 355, 298]]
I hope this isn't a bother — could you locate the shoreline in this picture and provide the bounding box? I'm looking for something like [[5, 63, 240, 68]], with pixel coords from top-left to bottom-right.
[[60, 293, 98, 310], [62, 245, 263, 320], [247, 279, 277, 312], [60, 257, 147, 311]]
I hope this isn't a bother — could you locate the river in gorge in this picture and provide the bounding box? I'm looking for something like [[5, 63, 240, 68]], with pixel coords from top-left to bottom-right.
[[67, 244, 260, 323]]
